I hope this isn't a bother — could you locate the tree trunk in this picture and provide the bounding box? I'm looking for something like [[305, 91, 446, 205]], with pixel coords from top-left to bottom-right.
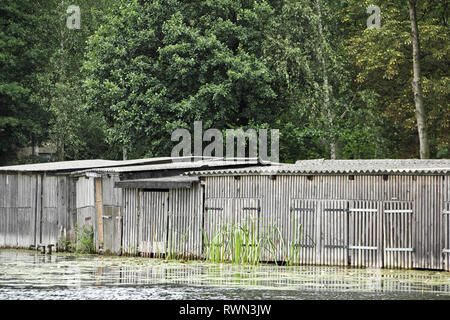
[[408, 0, 430, 159], [315, 0, 337, 159], [123, 146, 128, 160], [58, 139, 65, 161]]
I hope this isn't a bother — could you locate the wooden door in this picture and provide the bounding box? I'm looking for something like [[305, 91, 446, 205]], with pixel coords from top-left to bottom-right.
[[383, 201, 415, 269], [289, 199, 317, 265], [349, 200, 382, 267], [319, 200, 348, 266], [443, 202, 450, 271], [138, 191, 168, 257]]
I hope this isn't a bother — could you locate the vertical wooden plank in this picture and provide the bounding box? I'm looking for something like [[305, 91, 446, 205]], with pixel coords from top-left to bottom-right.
[[95, 178, 104, 250], [319, 200, 347, 266], [290, 199, 317, 265], [0, 207, 6, 247]]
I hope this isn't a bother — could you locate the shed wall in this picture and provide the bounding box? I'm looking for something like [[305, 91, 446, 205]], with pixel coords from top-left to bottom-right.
[[203, 174, 446, 269], [0, 173, 75, 249]]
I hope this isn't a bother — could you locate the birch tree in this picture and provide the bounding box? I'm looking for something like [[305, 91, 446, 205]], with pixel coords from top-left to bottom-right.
[[408, 0, 429, 159]]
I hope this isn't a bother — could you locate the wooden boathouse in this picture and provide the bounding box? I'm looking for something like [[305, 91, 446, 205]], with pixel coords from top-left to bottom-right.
[[0, 158, 191, 250], [1, 158, 449, 271], [0, 157, 264, 253], [116, 159, 450, 271], [183, 159, 450, 270]]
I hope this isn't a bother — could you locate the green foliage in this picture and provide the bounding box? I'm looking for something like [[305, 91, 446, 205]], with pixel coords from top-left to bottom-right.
[[203, 217, 303, 266], [74, 224, 95, 254], [0, 1, 52, 164], [83, 0, 283, 159], [342, 0, 449, 158], [1, 0, 448, 163]]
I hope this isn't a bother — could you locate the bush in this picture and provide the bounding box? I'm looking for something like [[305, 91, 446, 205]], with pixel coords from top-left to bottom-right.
[[74, 224, 95, 254]]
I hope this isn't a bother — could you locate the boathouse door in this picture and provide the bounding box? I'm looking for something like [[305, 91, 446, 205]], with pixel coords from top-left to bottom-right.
[[203, 198, 261, 259], [442, 201, 450, 271], [318, 200, 349, 266], [382, 201, 415, 269], [289, 199, 348, 266], [138, 191, 169, 257], [102, 206, 121, 254], [289, 199, 318, 265], [348, 200, 382, 268]]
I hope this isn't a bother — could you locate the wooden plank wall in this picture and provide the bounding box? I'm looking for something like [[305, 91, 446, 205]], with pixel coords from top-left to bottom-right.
[[167, 184, 203, 259], [121, 184, 203, 259], [203, 174, 447, 270], [75, 176, 96, 249], [443, 176, 450, 271], [122, 188, 139, 255], [348, 200, 382, 268], [139, 191, 168, 257], [0, 173, 75, 249], [0, 174, 38, 248], [1, 171, 447, 272], [101, 175, 122, 255]]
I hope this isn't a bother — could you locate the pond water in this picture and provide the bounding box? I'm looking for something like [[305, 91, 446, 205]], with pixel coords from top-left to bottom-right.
[[0, 249, 449, 300]]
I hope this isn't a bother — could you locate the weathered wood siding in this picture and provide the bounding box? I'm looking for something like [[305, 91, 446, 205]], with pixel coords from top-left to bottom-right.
[[74, 174, 122, 254], [122, 188, 139, 255], [203, 174, 447, 270], [1, 169, 448, 271], [0, 173, 75, 249], [122, 184, 203, 258], [443, 176, 450, 271], [167, 184, 204, 258], [75, 176, 96, 247], [101, 175, 122, 254], [139, 191, 168, 257]]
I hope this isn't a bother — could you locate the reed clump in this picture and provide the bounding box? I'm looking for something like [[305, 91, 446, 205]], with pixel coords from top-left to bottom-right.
[[203, 218, 303, 266]]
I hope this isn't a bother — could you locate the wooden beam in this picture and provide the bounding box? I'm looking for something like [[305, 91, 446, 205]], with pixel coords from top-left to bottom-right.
[[95, 178, 104, 249]]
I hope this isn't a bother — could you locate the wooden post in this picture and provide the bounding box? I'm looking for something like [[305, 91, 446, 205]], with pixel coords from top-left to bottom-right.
[[95, 178, 104, 250]]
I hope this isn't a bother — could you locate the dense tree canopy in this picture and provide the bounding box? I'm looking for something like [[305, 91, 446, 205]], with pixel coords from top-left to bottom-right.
[[0, 0, 448, 164]]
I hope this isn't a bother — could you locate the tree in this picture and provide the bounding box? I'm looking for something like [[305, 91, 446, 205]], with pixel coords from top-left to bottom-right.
[[83, 0, 282, 159], [343, 0, 449, 158], [31, 0, 111, 161], [408, 0, 429, 159], [0, 0, 52, 164]]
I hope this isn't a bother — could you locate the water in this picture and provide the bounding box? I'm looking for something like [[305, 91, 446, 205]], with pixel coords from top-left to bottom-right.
[[0, 249, 449, 300]]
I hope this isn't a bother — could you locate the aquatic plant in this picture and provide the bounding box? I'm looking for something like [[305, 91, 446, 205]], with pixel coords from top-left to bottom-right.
[[166, 224, 190, 261], [57, 236, 74, 252], [203, 218, 303, 266], [74, 224, 95, 254]]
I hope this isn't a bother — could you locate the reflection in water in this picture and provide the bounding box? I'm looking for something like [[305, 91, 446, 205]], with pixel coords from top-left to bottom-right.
[[0, 249, 449, 300]]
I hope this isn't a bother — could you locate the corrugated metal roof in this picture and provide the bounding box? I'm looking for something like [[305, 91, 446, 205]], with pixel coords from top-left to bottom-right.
[[0, 156, 213, 172], [186, 159, 450, 175], [70, 157, 276, 175]]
